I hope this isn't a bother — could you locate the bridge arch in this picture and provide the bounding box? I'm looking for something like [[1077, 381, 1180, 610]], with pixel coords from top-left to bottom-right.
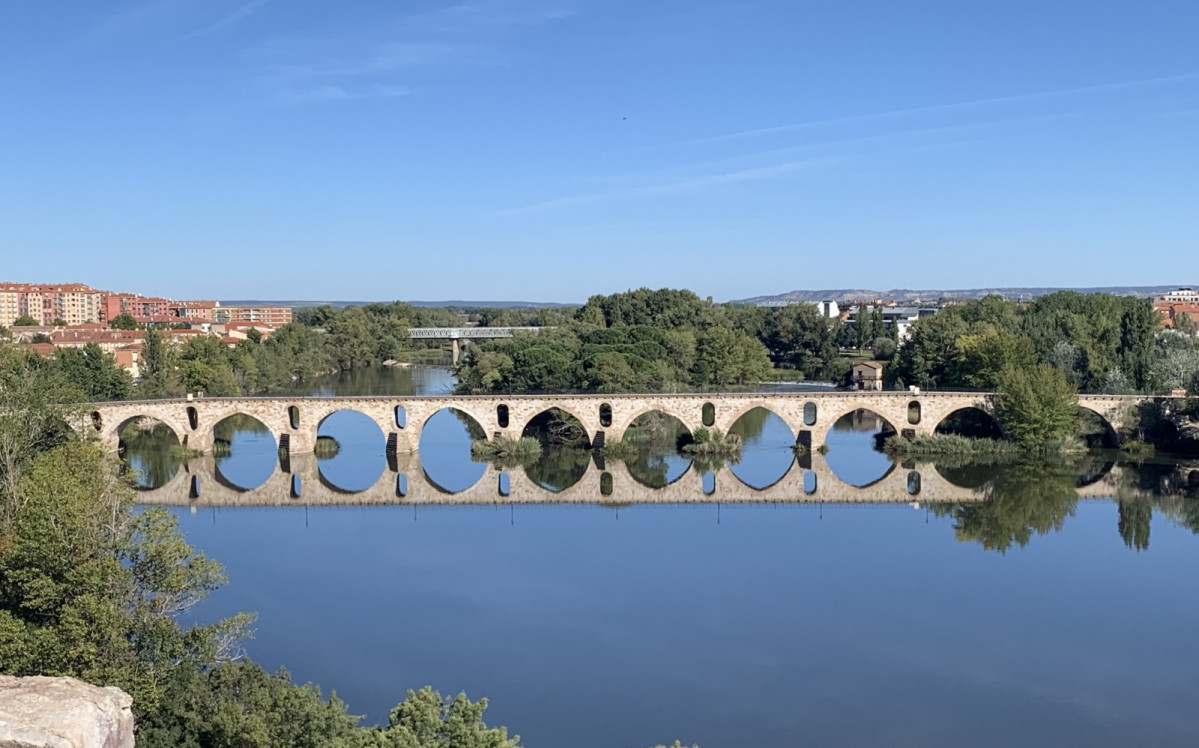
[[102, 412, 189, 453], [727, 455, 798, 491], [210, 411, 279, 491], [203, 406, 280, 449], [726, 406, 801, 490], [315, 409, 387, 492], [823, 404, 904, 435], [821, 406, 899, 489], [421, 404, 493, 441], [1077, 406, 1121, 448], [714, 400, 798, 440], [611, 405, 694, 445], [621, 453, 695, 489], [520, 406, 594, 448], [933, 406, 1003, 439], [112, 415, 185, 490]]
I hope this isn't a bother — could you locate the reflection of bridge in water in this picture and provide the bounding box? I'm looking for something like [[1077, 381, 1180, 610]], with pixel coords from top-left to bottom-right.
[[137, 451, 1140, 508]]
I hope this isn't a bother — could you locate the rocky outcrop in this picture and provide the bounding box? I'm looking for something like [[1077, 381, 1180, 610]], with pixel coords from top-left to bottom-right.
[[0, 676, 133, 748]]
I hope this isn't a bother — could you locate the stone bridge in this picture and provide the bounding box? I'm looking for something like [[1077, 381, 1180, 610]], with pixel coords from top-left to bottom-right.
[[87, 391, 1161, 456], [134, 450, 1143, 508]]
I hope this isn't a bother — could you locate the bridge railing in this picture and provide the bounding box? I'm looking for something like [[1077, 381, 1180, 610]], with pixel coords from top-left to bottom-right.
[[407, 326, 545, 339]]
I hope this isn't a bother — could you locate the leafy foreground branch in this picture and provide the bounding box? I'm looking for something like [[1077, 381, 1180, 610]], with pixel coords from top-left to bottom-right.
[[140, 665, 522, 747]]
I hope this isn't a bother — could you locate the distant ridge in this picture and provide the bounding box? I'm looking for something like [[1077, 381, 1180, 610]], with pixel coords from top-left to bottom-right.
[[222, 285, 1197, 310], [221, 300, 576, 309], [737, 285, 1197, 305]]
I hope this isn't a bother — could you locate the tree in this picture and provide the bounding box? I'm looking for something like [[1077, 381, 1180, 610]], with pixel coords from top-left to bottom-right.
[[54, 343, 132, 401], [994, 364, 1079, 446], [854, 306, 870, 350], [138, 662, 361, 747], [110, 314, 139, 330], [52, 317, 68, 326], [693, 326, 771, 387], [377, 686, 521, 748], [950, 325, 1037, 389], [1176, 312, 1197, 339], [178, 336, 240, 396], [0, 346, 82, 518], [869, 305, 885, 343], [871, 337, 897, 360], [583, 351, 639, 392], [0, 442, 252, 718], [326, 307, 375, 370], [139, 329, 178, 397], [13, 315, 38, 327]]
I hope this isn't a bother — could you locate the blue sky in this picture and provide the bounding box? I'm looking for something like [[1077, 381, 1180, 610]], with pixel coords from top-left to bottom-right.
[[2, 0, 1197, 302]]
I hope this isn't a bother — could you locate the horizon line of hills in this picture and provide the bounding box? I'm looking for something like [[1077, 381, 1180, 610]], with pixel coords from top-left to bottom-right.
[[221, 285, 1195, 309]]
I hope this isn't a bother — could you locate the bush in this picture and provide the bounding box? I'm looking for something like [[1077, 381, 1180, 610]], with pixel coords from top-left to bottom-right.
[[994, 364, 1079, 447]]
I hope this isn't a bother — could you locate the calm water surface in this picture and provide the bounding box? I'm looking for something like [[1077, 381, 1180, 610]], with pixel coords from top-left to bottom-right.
[[127, 368, 1199, 747]]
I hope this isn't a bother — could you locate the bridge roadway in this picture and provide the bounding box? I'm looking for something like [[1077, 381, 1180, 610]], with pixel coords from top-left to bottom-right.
[[87, 390, 1155, 457], [133, 450, 1140, 508]]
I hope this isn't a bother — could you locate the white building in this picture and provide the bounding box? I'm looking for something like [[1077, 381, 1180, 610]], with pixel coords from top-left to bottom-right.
[[1159, 288, 1199, 303], [753, 300, 840, 318], [847, 306, 937, 341]]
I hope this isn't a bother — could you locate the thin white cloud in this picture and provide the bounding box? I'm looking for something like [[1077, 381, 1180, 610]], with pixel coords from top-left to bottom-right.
[[183, 0, 272, 39], [498, 161, 808, 216], [279, 83, 414, 104], [251, 0, 575, 103], [676, 71, 1199, 146]]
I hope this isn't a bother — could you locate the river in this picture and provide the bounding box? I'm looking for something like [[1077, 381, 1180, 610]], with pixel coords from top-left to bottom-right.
[[123, 367, 1199, 747]]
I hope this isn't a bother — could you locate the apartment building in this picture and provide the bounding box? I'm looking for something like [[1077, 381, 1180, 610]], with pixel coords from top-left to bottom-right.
[[0, 283, 104, 326], [103, 293, 174, 322], [174, 300, 219, 322], [214, 306, 293, 326], [0, 288, 19, 325]]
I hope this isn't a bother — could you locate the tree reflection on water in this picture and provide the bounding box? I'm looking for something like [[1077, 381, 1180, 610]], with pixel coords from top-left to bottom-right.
[[932, 459, 1079, 553]]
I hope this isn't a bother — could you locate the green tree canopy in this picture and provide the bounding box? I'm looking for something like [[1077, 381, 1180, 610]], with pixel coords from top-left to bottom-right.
[[54, 343, 132, 401], [994, 363, 1079, 446], [110, 313, 140, 330]]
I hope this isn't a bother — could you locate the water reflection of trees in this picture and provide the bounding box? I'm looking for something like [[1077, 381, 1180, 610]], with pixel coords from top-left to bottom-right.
[[1118, 499, 1152, 551], [931, 460, 1079, 553], [213, 413, 272, 445], [523, 446, 592, 492], [119, 421, 182, 490], [1140, 463, 1199, 540], [726, 407, 772, 444], [932, 457, 1199, 553], [503, 408, 592, 491]]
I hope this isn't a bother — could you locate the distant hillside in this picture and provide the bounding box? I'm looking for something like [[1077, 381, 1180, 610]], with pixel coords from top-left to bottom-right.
[[220, 300, 576, 309], [738, 286, 1196, 305]]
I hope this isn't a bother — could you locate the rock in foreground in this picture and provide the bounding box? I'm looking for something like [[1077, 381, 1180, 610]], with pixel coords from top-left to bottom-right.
[[0, 676, 133, 748]]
